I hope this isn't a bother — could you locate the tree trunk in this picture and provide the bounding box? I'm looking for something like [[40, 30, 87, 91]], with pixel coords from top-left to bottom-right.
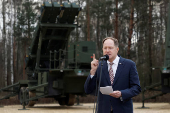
[[13, 36, 16, 82], [23, 43, 27, 80], [13, 0, 17, 83], [127, 0, 134, 59], [148, 0, 153, 85], [10, 0, 14, 85], [96, 0, 100, 58], [2, 0, 7, 86], [114, 0, 118, 39], [60, 0, 62, 5], [17, 41, 19, 80], [86, 0, 90, 41], [27, 1, 31, 39]]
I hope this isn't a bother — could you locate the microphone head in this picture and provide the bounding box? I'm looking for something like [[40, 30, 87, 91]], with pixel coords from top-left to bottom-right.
[[104, 54, 109, 60]]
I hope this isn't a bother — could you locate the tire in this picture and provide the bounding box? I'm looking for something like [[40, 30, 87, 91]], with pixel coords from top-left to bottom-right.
[[58, 98, 66, 106], [18, 87, 25, 105], [66, 94, 75, 106], [18, 87, 36, 107], [26, 88, 36, 107], [57, 94, 75, 106]]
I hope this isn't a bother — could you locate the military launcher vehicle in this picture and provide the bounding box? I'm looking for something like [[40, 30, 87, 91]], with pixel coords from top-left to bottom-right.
[[0, 1, 95, 107]]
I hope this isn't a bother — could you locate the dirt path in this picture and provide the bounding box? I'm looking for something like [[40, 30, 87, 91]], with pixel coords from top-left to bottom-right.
[[0, 102, 170, 113], [134, 103, 170, 113]]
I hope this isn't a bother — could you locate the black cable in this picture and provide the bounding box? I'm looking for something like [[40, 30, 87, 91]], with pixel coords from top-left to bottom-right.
[[93, 78, 98, 113]]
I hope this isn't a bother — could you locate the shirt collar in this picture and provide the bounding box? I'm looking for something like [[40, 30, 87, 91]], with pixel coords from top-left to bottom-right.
[[107, 55, 120, 65]]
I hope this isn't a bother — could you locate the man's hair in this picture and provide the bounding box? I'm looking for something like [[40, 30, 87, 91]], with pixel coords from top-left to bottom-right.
[[102, 37, 119, 47]]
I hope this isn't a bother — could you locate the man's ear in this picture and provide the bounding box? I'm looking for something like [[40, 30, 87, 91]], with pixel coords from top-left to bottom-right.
[[117, 47, 119, 52]]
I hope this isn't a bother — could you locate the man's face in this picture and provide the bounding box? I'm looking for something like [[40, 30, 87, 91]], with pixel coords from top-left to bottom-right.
[[102, 39, 119, 62]]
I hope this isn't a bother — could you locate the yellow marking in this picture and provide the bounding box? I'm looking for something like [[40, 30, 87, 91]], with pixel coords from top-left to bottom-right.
[[77, 11, 81, 18]]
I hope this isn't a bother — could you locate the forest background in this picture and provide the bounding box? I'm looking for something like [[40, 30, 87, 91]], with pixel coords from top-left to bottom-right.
[[0, 0, 170, 104]]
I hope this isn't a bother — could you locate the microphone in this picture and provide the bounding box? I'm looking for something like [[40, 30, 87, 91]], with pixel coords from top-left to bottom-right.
[[100, 54, 109, 60]]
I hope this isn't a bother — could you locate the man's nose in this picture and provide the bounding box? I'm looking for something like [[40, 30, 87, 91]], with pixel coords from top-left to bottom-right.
[[106, 48, 110, 52]]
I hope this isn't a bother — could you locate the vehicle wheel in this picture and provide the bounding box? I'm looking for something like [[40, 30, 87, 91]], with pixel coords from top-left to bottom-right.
[[18, 87, 36, 107], [26, 88, 36, 107], [58, 94, 75, 106], [18, 87, 26, 105], [58, 98, 66, 106], [66, 94, 75, 106]]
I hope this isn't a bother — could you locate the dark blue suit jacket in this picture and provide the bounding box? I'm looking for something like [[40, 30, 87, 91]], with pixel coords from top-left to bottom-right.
[[84, 56, 141, 113]]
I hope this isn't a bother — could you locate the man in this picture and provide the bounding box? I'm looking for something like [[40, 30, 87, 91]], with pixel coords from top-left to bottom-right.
[[84, 37, 141, 113]]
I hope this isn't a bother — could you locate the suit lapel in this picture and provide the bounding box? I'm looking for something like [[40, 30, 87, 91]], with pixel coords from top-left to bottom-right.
[[112, 57, 125, 86], [102, 61, 111, 85]]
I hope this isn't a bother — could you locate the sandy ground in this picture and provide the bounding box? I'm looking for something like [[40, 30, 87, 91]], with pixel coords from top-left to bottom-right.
[[0, 102, 170, 113]]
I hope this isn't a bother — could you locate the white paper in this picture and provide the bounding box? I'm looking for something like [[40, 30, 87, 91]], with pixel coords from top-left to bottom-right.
[[100, 86, 113, 95]]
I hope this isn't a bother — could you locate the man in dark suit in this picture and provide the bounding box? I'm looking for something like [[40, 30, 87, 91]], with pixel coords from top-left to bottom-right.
[[84, 37, 141, 113]]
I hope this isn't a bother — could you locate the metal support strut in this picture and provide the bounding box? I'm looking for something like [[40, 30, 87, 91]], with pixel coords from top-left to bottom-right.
[[18, 90, 29, 110]]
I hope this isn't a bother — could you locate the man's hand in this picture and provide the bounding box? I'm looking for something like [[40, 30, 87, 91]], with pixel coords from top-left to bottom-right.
[[109, 91, 122, 98], [90, 54, 99, 75]]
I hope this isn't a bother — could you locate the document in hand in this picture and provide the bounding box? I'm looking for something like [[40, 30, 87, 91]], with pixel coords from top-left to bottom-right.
[[100, 86, 113, 95]]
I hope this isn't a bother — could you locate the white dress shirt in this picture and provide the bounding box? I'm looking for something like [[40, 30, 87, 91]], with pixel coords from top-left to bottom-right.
[[107, 55, 120, 78]]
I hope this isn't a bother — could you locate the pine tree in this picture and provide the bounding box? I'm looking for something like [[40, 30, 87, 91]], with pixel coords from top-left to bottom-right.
[[14, 0, 38, 80]]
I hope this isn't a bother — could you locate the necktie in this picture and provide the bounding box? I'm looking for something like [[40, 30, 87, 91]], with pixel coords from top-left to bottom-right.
[[109, 63, 114, 85]]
